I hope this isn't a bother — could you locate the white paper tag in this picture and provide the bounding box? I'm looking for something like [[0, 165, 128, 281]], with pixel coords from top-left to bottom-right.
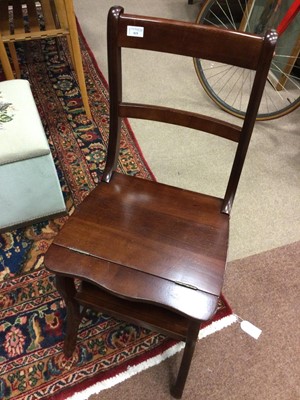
[[240, 320, 262, 340], [127, 25, 144, 38]]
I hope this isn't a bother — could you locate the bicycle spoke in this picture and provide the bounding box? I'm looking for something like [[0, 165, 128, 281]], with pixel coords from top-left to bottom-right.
[[199, 63, 232, 73], [224, 0, 237, 29], [261, 82, 281, 113], [224, 68, 250, 108], [237, 69, 252, 110], [210, 69, 239, 97], [271, 62, 300, 92], [202, 8, 230, 29], [201, 64, 235, 81], [194, 0, 300, 119], [238, 0, 253, 31]]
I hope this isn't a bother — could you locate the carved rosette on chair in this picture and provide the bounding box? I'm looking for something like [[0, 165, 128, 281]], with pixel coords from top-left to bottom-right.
[[44, 7, 277, 399]]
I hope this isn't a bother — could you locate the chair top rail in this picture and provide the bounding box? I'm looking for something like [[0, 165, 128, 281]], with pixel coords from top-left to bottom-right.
[[116, 12, 266, 70]]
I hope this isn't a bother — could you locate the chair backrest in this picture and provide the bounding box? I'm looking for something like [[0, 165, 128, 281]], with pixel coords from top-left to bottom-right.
[[104, 6, 277, 214]]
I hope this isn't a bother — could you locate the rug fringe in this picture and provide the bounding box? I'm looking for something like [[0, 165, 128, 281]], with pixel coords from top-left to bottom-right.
[[66, 314, 238, 400], [198, 313, 238, 339]]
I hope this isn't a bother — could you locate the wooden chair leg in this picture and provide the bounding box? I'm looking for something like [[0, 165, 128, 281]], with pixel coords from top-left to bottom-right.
[[55, 275, 82, 357], [0, 41, 14, 80], [8, 42, 21, 78], [66, 36, 75, 66], [63, 0, 92, 119], [171, 321, 200, 399]]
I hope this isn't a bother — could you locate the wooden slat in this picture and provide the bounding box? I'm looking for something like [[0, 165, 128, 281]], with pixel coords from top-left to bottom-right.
[[2, 28, 67, 42], [40, 0, 57, 30], [26, 0, 40, 32], [54, 0, 68, 29], [0, 2, 10, 36], [119, 103, 241, 142], [11, 0, 25, 34]]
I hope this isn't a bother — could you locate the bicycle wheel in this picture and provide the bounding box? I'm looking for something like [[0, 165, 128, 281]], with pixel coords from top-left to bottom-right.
[[194, 0, 300, 120]]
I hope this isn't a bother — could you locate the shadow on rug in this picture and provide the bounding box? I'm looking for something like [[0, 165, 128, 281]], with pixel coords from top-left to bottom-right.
[[0, 26, 232, 400]]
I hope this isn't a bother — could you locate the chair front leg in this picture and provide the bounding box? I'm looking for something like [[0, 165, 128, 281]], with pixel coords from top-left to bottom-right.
[[171, 320, 200, 399], [55, 275, 82, 357]]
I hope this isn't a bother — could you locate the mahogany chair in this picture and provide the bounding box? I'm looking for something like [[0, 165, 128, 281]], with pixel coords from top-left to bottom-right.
[[0, 0, 91, 118], [45, 6, 277, 398]]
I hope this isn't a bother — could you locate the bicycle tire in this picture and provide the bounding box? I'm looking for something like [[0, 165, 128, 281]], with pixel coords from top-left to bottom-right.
[[194, 0, 300, 120]]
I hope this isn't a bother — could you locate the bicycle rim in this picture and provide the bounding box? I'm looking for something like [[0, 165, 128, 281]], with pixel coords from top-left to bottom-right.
[[194, 0, 300, 120]]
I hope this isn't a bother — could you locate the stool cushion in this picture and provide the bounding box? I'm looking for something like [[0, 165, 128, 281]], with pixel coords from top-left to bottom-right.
[[0, 79, 50, 165], [0, 153, 66, 231], [0, 79, 66, 232]]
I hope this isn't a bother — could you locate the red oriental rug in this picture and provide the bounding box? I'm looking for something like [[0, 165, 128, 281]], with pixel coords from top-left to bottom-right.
[[0, 24, 235, 400]]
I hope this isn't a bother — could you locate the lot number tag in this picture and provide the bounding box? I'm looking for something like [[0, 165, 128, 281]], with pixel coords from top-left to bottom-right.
[[127, 26, 144, 38]]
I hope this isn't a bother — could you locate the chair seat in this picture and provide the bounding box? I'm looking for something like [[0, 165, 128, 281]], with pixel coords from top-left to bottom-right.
[[46, 172, 229, 320]]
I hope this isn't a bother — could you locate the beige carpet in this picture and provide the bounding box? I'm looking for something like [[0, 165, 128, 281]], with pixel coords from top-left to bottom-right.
[[70, 1, 300, 398], [73, 242, 300, 400]]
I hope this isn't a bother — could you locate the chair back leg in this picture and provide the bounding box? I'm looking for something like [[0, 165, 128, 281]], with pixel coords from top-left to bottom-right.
[[55, 275, 82, 357], [0, 41, 14, 79], [171, 320, 200, 399], [8, 43, 21, 78], [62, 0, 91, 119]]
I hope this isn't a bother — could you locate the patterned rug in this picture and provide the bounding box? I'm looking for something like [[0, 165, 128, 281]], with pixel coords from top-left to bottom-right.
[[0, 25, 234, 400]]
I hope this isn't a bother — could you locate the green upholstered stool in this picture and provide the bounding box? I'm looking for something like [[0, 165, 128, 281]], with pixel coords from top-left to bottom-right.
[[0, 79, 66, 233]]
